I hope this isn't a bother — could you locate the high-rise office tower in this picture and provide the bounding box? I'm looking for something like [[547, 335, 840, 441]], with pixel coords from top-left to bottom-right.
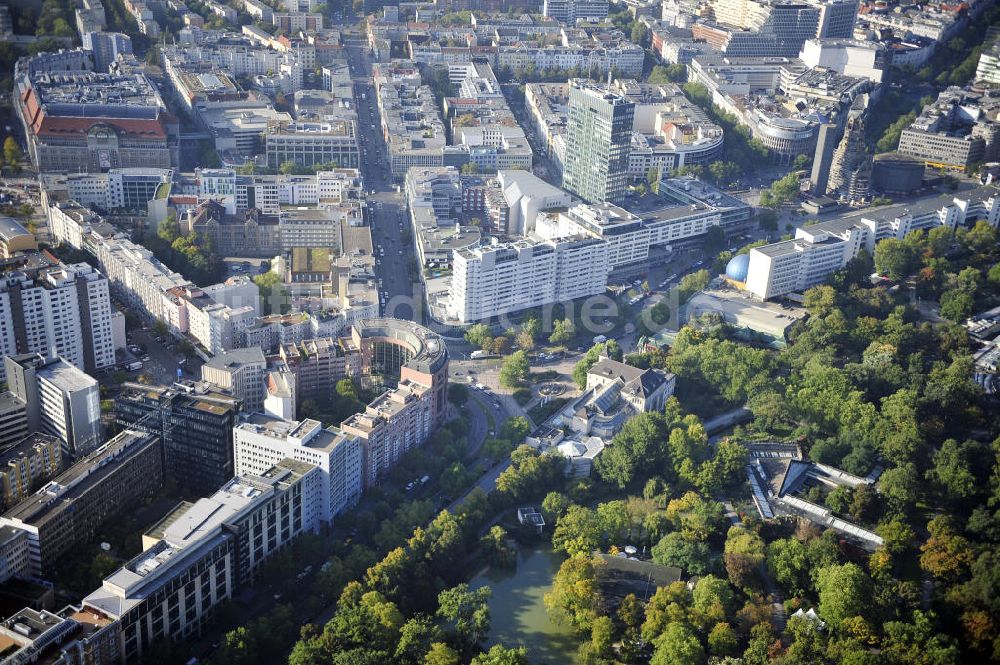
[[814, 0, 858, 38], [562, 80, 635, 205], [811, 122, 840, 196]]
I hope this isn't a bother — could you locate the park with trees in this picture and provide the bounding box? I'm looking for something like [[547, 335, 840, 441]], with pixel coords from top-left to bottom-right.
[[269, 204, 996, 665], [524, 220, 998, 664], [269, 212, 999, 664], [167, 211, 1000, 665], [144, 215, 228, 287]]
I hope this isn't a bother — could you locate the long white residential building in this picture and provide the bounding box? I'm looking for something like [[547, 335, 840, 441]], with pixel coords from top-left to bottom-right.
[[745, 185, 1000, 299], [92, 235, 193, 331], [193, 168, 363, 216], [233, 416, 363, 529], [745, 221, 866, 300], [447, 236, 610, 323]]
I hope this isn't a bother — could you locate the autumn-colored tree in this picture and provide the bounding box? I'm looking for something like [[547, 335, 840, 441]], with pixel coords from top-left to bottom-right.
[[920, 516, 975, 581]]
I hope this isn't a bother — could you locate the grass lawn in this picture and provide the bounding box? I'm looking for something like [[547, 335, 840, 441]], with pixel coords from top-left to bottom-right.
[[528, 397, 570, 424], [513, 387, 533, 405]]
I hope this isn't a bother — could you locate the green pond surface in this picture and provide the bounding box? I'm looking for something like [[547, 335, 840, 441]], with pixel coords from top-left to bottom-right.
[[470, 544, 580, 665]]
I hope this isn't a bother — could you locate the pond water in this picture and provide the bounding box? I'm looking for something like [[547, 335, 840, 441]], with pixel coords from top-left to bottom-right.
[[470, 544, 581, 665]]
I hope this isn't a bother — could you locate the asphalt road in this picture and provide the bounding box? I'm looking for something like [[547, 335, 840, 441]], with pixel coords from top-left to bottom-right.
[[346, 43, 417, 322], [461, 386, 504, 452]]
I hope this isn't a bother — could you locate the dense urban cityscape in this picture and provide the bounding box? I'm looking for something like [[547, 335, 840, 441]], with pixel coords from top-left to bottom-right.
[[0, 0, 996, 662]]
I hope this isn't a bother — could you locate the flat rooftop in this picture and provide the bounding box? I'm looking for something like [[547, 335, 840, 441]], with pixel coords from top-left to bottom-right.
[[2, 431, 156, 526], [159, 477, 266, 548], [0, 216, 31, 241], [686, 287, 806, 338], [0, 433, 59, 466], [236, 415, 355, 453], [339, 220, 373, 256], [32, 356, 97, 392], [0, 390, 25, 414], [30, 71, 164, 116], [203, 347, 265, 370]]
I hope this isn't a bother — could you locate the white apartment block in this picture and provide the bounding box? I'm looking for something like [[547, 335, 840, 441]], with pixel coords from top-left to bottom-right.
[[92, 236, 191, 331], [543, 0, 609, 23], [264, 368, 296, 420], [242, 0, 273, 21], [447, 236, 610, 323], [97, 240, 257, 354], [374, 64, 447, 178], [163, 40, 305, 99], [270, 12, 323, 32], [976, 42, 1000, 87], [185, 297, 234, 356], [745, 185, 1000, 299], [43, 192, 261, 351], [233, 417, 363, 529], [5, 354, 102, 457], [279, 208, 345, 249], [0, 263, 115, 383], [745, 226, 861, 300], [35, 362, 101, 457], [283, 0, 323, 9], [799, 39, 886, 83], [197, 168, 363, 215], [453, 126, 533, 172], [264, 120, 360, 170], [538, 204, 652, 270], [43, 198, 101, 252], [58, 169, 173, 212]]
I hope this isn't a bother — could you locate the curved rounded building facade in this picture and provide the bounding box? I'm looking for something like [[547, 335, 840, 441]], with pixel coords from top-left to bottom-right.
[[749, 112, 818, 165], [342, 318, 449, 487]]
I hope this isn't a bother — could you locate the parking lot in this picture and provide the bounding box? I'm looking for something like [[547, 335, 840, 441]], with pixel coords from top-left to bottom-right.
[[111, 327, 202, 387]]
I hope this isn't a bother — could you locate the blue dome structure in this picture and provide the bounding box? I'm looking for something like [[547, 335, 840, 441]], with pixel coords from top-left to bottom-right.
[[725, 254, 750, 282]]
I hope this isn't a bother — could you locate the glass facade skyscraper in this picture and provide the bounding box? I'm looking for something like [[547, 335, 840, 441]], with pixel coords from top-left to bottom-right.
[[115, 383, 241, 494], [562, 80, 635, 205]]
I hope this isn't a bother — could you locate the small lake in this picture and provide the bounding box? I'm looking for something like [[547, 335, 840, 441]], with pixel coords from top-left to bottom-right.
[[470, 544, 580, 665]]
